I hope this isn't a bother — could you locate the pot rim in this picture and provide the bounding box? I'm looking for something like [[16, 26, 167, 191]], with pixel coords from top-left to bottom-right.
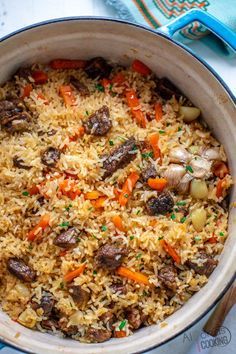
[[0, 16, 235, 354]]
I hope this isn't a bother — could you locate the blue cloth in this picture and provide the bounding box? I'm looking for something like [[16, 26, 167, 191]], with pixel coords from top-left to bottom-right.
[[105, 0, 236, 55]]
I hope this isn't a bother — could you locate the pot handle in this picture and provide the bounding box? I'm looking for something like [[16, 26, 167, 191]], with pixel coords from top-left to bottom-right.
[[159, 9, 236, 51]]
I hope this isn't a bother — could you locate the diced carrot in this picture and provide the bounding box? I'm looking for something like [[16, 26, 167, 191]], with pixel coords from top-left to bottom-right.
[[213, 161, 229, 179], [91, 196, 107, 209], [31, 70, 48, 84], [59, 179, 81, 200], [84, 191, 102, 200], [114, 330, 126, 338], [113, 188, 120, 200], [64, 264, 86, 282], [37, 92, 49, 105], [126, 89, 147, 128], [149, 219, 157, 227], [59, 85, 76, 106], [216, 178, 227, 199], [50, 59, 87, 70], [160, 239, 181, 264], [147, 178, 167, 191], [208, 234, 217, 243], [116, 266, 149, 285], [27, 214, 50, 241], [59, 250, 68, 257], [21, 84, 33, 99], [28, 184, 40, 196], [69, 126, 85, 142], [112, 215, 125, 232], [101, 78, 111, 89], [119, 172, 139, 206], [131, 59, 151, 76], [154, 102, 163, 121], [148, 133, 162, 161], [112, 72, 126, 85]]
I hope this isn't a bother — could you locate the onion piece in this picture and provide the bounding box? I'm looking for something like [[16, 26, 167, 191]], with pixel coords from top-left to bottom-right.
[[202, 147, 221, 161], [169, 147, 192, 164], [179, 106, 201, 122]]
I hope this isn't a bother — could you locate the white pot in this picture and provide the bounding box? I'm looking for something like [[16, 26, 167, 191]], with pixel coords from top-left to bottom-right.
[[0, 16, 235, 354]]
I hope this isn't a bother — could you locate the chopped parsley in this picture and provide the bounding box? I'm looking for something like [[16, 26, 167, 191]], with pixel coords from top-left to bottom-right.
[[95, 84, 104, 92], [159, 130, 165, 134], [109, 84, 113, 91], [141, 151, 153, 159], [194, 236, 201, 241], [158, 236, 164, 240], [130, 236, 135, 240], [88, 207, 93, 211], [101, 225, 107, 232], [59, 221, 70, 228], [124, 193, 129, 198], [170, 213, 176, 220], [85, 110, 89, 116], [77, 237, 81, 242], [117, 136, 126, 141], [185, 165, 193, 173], [22, 191, 29, 196], [143, 290, 148, 296], [136, 209, 141, 215], [92, 234, 98, 239], [109, 140, 114, 146], [178, 126, 182, 132], [180, 217, 186, 223], [59, 282, 65, 289], [136, 253, 142, 259], [176, 201, 186, 206], [93, 270, 97, 275], [119, 320, 127, 330], [65, 204, 72, 211], [219, 232, 224, 237], [28, 244, 33, 250]]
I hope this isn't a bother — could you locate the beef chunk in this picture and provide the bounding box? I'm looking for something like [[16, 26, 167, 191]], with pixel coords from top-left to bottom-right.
[[186, 252, 218, 277], [40, 292, 55, 317], [15, 67, 32, 80], [41, 319, 59, 331], [83, 106, 112, 136], [0, 99, 31, 133], [7, 258, 36, 282], [126, 307, 146, 330], [110, 282, 127, 294], [69, 76, 89, 96], [86, 327, 112, 343], [96, 244, 128, 270], [58, 317, 78, 336], [102, 137, 138, 178], [141, 164, 157, 182], [53, 227, 80, 249], [41, 147, 60, 167], [155, 77, 183, 100], [158, 265, 177, 291], [146, 192, 174, 215], [69, 285, 90, 307], [85, 57, 112, 79], [100, 310, 115, 329], [13, 156, 31, 170]]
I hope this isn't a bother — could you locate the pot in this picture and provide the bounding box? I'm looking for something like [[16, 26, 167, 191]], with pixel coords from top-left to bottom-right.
[[0, 9, 235, 354]]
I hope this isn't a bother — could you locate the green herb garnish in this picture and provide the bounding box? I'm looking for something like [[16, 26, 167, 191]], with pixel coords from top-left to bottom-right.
[[109, 140, 114, 146], [95, 84, 104, 92], [59, 221, 70, 228], [28, 244, 33, 250], [101, 225, 107, 232], [93, 270, 97, 275], [141, 151, 153, 159], [136, 253, 142, 259], [92, 234, 98, 239], [136, 210, 141, 215], [143, 290, 148, 296], [65, 204, 72, 212], [170, 213, 176, 220], [176, 201, 186, 206], [159, 130, 165, 134], [109, 84, 113, 91], [119, 320, 127, 330], [130, 236, 135, 240], [124, 193, 129, 198], [178, 127, 182, 132], [194, 236, 201, 241], [59, 282, 65, 289], [185, 165, 193, 173], [180, 217, 186, 223], [158, 236, 164, 240], [219, 232, 224, 237], [117, 136, 126, 141], [22, 191, 29, 196], [85, 110, 89, 116]]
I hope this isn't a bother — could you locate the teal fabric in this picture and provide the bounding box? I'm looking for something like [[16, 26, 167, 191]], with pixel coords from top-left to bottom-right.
[[105, 0, 236, 56]]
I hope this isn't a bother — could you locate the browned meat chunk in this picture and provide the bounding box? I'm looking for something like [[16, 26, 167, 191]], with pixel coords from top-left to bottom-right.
[[69, 285, 90, 307], [85, 57, 112, 79], [15, 67, 32, 80], [58, 317, 78, 336], [96, 244, 128, 270], [146, 192, 174, 215], [86, 327, 112, 343], [155, 77, 183, 100], [0, 99, 31, 133], [100, 310, 115, 329], [41, 147, 61, 167], [13, 156, 31, 170], [83, 106, 112, 136], [7, 258, 36, 282], [40, 292, 55, 317], [53, 227, 80, 249], [102, 137, 138, 178], [141, 164, 157, 182], [110, 282, 127, 294], [69, 76, 89, 96], [158, 265, 177, 291], [126, 308, 145, 330], [41, 319, 59, 331], [187, 252, 218, 277]]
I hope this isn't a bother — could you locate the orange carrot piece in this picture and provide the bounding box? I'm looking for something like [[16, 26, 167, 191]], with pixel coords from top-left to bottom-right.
[[21, 84, 33, 99], [64, 264, 86, 282], [148, 133, 162, 161], [216, 177, 227, 199], [59, 250, 68, 257], [50, 59, 87, 70], [112, 72, 126, 85], [208, 235, 217, 243], [101, 78, 111, 88], [114, 330, 127, 338], [84, 191, 102, 200], [112, 215, 125, 232], [126, 89, 147, 128], [147, 178, 167, 191], [213, 161, 229, 179], [92, 196, 107, 209], [116, 266, 149, 285], [154, 102, 163, 121], [37, 92, 49, 105], [59, 179, 81, 200], [31, 70, 48, 84], [131, 59, 151, 76], [27, 214, 50, 241], [28, 184, 40, 196], [69, 126, 85, 142], [59, 85, 76, 106], [160, 239, 181, 264], [119, 172, 139, 206]]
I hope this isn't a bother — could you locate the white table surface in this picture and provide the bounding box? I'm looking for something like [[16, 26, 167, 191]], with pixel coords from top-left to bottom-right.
[[0, 1, 235, 354]]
